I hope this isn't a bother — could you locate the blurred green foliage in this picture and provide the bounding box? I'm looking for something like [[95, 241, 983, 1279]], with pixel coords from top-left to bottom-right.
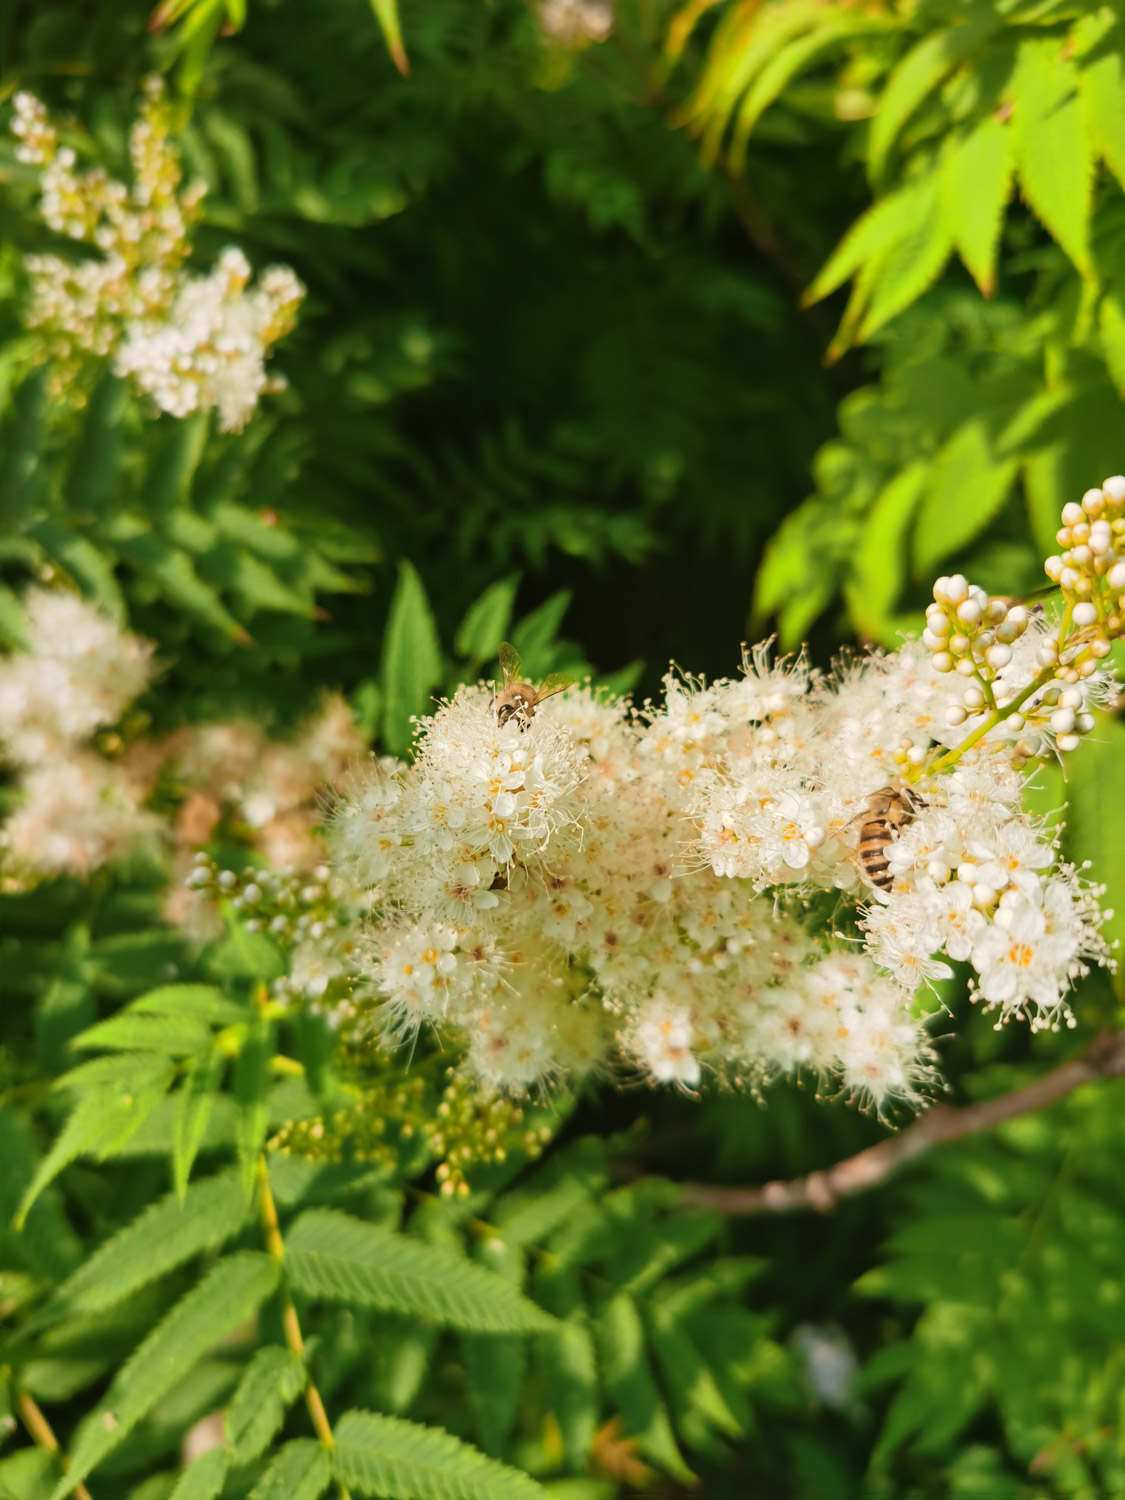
[[2, 0, 1125, 1496]]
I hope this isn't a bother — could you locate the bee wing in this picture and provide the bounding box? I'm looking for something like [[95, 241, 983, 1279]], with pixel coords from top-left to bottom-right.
[[498, 642, 522, 682], [536, 673, 573, 701]]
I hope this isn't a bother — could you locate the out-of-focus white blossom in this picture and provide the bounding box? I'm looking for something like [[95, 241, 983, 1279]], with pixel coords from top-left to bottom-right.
[[11, 82, 302, 427], [538, 0, 613, 46], [0, 588, 155, 764], [4, 753, 159, 876]]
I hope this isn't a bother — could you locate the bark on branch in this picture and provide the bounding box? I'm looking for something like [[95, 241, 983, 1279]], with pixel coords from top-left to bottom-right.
[[679, 1030, 1125, 1216]]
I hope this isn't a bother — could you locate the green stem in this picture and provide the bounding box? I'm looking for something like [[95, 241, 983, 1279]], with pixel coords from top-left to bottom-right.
[[256, 1158, 352, 1500], [15, 1388, 95, 1500], [920, 662, 1058, 780]]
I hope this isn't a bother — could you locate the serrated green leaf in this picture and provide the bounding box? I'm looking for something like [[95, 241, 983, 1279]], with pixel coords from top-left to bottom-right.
[[509, 591, 571, 675], [850, 181, 953, 349], [248, 1440, 331, 1500], [121, 540, 247, 640], [64, 375, 125, 516], [174, 1046, 225, 1199], [805, 184, 927, 307], [537, 1320, 598, 1468], [70, 1012, 211, 1057], [50, 1252, 280, 1499], [730, 17, 887, 169], [939, 115, 1012, 296], [1012, 39, 1092, 276], [371, 1313, 439, 1414], [1077, 13, 1125, 194], [168, 1448, 229, 1500], [648, 1310, 744, 1441], [235, 1020, 273, 1195], [869, 17, 1000, 185], [332, 1409, 545, 1499], [595, 1294, 694, 1483], [42, 1168, 249, 1322], [1063, 720, 1125, 1002], [285, 1209, 558, 1332], [28, 520, 125, 621], [845, 462, 928, 637], [1099, 292, 1125, 397], [17, 1060, 176, 1226], [454, 576, 519, 662], [225, 1345, 306, 1464], [379, 561, 443, 755], [148, 413, 208, 511], [0, 1448, 55, 1500], [207, 923, 287, 982], [913, 423, 1018, 574]]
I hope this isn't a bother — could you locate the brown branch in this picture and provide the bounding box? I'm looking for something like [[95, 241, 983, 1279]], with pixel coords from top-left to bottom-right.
[[679, 1030, 1125, 1216]]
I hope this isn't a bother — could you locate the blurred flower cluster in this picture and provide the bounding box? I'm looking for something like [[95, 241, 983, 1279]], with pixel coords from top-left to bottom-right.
[[0, 589, 360, 900], [11, 81, 303, 430]]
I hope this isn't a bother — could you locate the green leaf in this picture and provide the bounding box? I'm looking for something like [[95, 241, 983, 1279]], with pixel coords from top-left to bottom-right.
[[730, 17, 888, 169], [850, 181, 953, 349], [595, 1294, 694, 1483], [368, 0, 409, 75], [332, 1409, 545, 1499], [1011, 39, 1092, 276], [454, 577, 519, 663], [208, 921, 287, 982], [537, 1321, 598, 1468], [509, 591, 572, 675], [121, 540, 247, 641], [225, 1345, 306, 1464], [42, 1169, 249, 1322], [805, 183, 928, 307], [285, 1209, 559, 1332], [51, 1253, 279, 1499], [1063, 719, 1125, 1003], [64, 375, 126, 516], [17, 1060, 176, 1226], [845, 462, 928, 636], [247, 1439, 331, 1500], [371, 1313, 439, 1414], [0, 1449, 55, 1500], [1099, 292, 1125, 398], [379, 561, 443, 755], [1077, 14, 1125, 194], [913, 423, 1018, 574], [174, 1047, 225, 1199], [939, 115, 1012, 296], [168, 1448, 229, 1500], [69, 1012, 212, 1057], [148, 413, 208, 511], [234, 1020, 273, 1195], [869, 17, 1001, 185]]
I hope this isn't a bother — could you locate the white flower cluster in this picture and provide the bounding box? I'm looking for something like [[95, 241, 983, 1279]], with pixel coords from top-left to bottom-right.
[[11, 83, 302, 430], [327, 481, 1125, 1107], [0, 590, 158, 875]]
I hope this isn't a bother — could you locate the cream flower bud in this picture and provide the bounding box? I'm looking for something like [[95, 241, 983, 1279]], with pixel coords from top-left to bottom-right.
[[1072, 602, 1097, 628], [1102, 475, 1125, 501], [932, 652, 953, 673], [1082, 487, 1106, 516], [1050, 708, 1076, 734], [1062, 502, 1084, 526], [956, 598, 982, 625], [1107, 562, 1125, 591], [985, 643, 1012, 670], [1057, 732, 1081, 752]]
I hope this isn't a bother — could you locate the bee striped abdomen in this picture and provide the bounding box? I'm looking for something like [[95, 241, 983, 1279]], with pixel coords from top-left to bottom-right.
[[857, 786, 921, 892]]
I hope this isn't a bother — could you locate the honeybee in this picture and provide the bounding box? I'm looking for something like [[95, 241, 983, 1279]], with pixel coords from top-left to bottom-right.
[[856, 784, 923, 892], [493, 642, 572, 728]]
